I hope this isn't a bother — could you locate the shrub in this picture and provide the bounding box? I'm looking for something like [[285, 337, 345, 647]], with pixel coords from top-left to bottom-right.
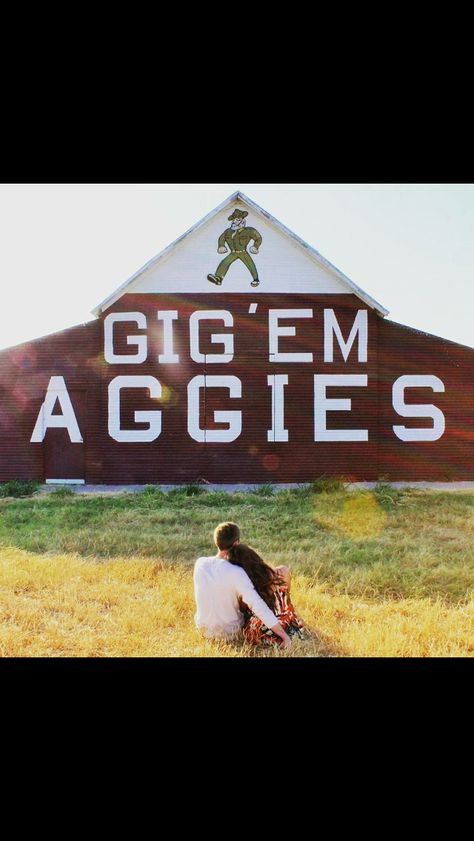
[[141, 485, 165, 497], [373, 481, 410, 508], [0, 479, 41, 498], [50, 486, 75, 497], [167, 484, 205, 498], [310, 476, 347, 494], [250, 484, 275, 496]]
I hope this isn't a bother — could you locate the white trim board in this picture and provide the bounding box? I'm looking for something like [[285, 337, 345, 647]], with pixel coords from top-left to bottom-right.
[[45, 479, 85, 485]]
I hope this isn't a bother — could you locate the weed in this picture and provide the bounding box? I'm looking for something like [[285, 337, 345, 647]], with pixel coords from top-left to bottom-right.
[[373, 482, 413, 509], [250, 484, 274, 496], [310, 476, 347, 494], [167, 484, 205, 498], [49, 486, 75, 497], [141, 486, 165, 498]]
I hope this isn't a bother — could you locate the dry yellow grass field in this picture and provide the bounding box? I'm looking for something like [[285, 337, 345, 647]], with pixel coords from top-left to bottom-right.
[[1, 544, 473, 658]]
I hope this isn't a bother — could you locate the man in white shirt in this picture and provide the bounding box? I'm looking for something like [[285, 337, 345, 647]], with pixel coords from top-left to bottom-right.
[[193, 522, 292, 649]]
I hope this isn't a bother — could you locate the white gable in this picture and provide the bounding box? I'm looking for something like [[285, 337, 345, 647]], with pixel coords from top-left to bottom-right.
[[92, 192, 388, 316]]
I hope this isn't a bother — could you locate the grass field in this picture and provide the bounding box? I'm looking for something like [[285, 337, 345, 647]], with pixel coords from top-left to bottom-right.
[[1, 483, 473, 657]]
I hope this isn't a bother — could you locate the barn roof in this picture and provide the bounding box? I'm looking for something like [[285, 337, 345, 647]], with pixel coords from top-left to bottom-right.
[[91, 191, 389, 317]]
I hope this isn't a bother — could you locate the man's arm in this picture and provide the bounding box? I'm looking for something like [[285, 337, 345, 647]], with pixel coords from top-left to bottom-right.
[[234, 567, 291, 648]]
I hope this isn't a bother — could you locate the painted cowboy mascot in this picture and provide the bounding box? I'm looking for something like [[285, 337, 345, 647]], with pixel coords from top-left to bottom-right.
[[207, 208, 263, 287]]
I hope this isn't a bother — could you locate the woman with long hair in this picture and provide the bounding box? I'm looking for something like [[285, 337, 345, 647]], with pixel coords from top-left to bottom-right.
[[226, 543, 306, 647]]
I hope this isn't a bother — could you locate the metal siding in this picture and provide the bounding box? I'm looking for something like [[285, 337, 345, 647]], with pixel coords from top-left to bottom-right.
[[377, 319, 474, 480], [0, 321, 102, 483], [100, 293, 379, 482], [0, 298, 473, 483]]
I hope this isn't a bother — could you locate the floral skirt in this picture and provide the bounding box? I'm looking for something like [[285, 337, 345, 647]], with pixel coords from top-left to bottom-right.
[[241, 586, 306, 647]]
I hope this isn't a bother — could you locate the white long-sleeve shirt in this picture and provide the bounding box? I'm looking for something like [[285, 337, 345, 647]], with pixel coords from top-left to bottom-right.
[[193, 555, 279, 638]]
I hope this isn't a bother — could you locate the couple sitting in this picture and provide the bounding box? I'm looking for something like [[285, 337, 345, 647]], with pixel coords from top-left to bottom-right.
[[193, 521, 306, 650]]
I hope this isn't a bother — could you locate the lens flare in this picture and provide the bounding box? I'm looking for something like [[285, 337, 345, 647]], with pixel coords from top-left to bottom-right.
[[159, 385, 178, 407], [262, 454, 280, 472], [314, 493, 387, 540]]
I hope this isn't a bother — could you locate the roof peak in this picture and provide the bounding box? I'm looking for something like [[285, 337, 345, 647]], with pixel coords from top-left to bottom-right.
[[91, 191, 389, 317]]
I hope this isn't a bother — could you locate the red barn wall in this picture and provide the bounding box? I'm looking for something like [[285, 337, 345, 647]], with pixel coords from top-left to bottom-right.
[[0, 296, 473, 484], [101, 292, 379, 483], [377, 319, 474, 480], [0, 320, 103, 483]]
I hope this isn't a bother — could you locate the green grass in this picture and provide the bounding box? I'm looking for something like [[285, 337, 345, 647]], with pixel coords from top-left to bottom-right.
[[1, 485, 474, 604]]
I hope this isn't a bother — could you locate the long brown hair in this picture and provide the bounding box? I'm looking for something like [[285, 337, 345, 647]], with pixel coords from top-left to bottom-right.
[[227, 543, 284, 611]]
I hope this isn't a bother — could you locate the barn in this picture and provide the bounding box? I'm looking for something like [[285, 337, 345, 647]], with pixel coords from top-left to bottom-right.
[[1, 191, 473, 485]]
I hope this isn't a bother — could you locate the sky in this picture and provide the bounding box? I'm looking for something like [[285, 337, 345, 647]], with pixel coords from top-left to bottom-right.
[[0, 183, 473, 351]]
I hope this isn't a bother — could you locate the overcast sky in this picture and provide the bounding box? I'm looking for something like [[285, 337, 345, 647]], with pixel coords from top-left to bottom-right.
[[1, 183, 473, 351]]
